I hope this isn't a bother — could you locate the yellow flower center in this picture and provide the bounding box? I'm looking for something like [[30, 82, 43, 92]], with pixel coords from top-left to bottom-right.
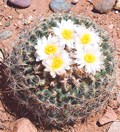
[[62, 29, 73, 40], [84, 53, 96, 63], [44, 44, 57, 55], [51, 57, 63, 70], [80, 33, 91, 44]]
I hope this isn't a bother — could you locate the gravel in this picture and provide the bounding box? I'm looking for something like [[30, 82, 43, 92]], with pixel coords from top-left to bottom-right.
[[0, 30, 12, 40]]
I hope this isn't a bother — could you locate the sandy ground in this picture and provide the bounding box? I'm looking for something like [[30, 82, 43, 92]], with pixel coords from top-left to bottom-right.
[[0, 0, 120, 131]]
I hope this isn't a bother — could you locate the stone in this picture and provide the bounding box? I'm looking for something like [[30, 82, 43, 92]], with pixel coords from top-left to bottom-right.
[[0, 22, 2, 26], [50, 0, 71, 13], [90, 0, 116, 13], [0, 30, 12, 40], [108, 122, 120, 132], [115, 10, 119, 13], [98, 106, 117, 125], [71, 0, 79, 4], [9, 0, 31, 8], [114, 0, 120, 10], [11, 118, 37, 132]]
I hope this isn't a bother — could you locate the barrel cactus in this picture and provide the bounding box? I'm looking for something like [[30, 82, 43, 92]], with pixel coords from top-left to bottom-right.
[[2, 13, 115, 127]]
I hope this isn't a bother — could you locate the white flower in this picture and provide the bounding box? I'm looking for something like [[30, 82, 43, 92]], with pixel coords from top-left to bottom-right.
[[75, 25, 101, 49], [52, 19, 77, 48], [35, 35, 64, 61], [42, 51, 72, 78], [75, 46, 104, 75]]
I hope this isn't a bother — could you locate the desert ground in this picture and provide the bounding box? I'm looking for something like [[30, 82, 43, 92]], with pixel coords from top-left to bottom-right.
[[0, 0, 120, 131]]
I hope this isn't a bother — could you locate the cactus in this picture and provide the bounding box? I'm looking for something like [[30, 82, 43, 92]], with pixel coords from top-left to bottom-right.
[[2, 14, 115, 127]]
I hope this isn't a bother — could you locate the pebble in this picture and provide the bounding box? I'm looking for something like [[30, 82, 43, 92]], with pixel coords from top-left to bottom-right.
[[4, 5, 7, 8], [71, 0, 79, 4], [8, 15, 13, 19], [5, 20, 10, 27], [11, 118, 37, 132], [5, 17, 8, 20], [108, 122, 120, 132], [98, 106, 117, 125], [91, 0, 116, 13], [115, 10, 119, 14], [50, 0, 71, 12], [0, 22, 2, 26], [18, 14, 24, 20], [0, 30, 12, 40], [114, 0, 120, 10], [9, 0, 31, 8], [23, 16, 33, 25], [108, 24, 114, 29]]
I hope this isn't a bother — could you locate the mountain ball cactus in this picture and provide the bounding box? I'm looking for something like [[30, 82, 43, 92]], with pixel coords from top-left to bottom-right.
[[3, 14, 115, 127]]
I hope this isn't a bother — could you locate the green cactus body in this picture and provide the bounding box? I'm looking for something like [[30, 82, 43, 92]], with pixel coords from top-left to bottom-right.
[[5, 14, 115, 127]]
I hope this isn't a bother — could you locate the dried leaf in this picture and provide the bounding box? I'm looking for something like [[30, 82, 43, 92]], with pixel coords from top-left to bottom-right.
[[98, 106, 117, 125]]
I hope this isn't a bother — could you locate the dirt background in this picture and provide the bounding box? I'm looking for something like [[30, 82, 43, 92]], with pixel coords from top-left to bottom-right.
[[0, 0, 120, 131]]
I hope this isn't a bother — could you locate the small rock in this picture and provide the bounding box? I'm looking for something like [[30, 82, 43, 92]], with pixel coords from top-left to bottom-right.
[[50, 0, 71, 13], [114, 0, 120, 10], [108, 24, 114, 29], [71, 0, 79, 4], [115, 10, 119, 13], [18, 14, 24, 20], [5, 20, 11, 27], [11, 118, 37, 132], [3, 0, 7, 3], [98, 106, 117, 125], [0, 22, 2, 26], [9, 0, 31, 8], [0, 30, 12, 40], [24, 15, 33, 25], [4, 5, 7, 8], [91, 0, 116, 13], [8, 15, 13, 20], [108, 122, 120, 132], [5, 17, 8, 20]]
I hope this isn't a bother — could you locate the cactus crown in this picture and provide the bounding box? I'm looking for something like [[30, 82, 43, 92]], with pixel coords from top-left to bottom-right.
[[5, 14, 115, 127]]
